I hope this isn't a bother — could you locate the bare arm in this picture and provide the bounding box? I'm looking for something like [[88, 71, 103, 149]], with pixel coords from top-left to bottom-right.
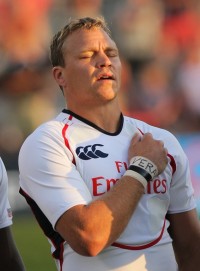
[[0, 226, 26, 271], [167, 209, 200, 271], [56, 133, 168, 256]]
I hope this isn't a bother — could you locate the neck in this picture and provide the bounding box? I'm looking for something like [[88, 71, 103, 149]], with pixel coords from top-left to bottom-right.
[[67, 100, 122, 133]]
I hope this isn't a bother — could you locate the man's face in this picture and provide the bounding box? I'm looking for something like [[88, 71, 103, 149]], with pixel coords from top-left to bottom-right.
[[57, 28, 121, 108]]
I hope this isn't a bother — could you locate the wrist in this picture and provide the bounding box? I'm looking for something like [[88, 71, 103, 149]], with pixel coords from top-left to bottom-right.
[[124, 170, 148, 188], [124, 156, 158, 189]]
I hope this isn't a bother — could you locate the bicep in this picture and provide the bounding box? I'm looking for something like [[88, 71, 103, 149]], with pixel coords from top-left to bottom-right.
[[167, 209, 200, 263], [167, 209, 200, 244]]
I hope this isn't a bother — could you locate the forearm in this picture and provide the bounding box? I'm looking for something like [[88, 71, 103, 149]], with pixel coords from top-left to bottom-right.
[[56, 175, 144, 256], [85, 176, 144, 246], [0, 227, 25, 271]]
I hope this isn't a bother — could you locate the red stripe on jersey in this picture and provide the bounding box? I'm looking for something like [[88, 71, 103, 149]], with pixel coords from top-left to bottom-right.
[[68, 114, 73, 120], [112, 219, 166, 250], [137, 128, 144, 135], [62, 123, 76, 165]]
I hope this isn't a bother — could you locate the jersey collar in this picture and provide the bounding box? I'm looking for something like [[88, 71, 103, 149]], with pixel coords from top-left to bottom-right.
[[62, 109, 124, 136]]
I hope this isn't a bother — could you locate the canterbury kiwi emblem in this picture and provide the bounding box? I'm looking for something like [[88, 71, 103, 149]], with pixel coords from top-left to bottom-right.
[[76, 144, 109, 160]]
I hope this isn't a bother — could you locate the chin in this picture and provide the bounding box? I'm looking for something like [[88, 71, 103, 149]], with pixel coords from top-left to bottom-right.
[[98, 88, 117, 100]]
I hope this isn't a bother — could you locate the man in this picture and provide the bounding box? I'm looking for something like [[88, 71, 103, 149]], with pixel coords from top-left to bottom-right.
[[19, 17, 200, 271], [0, 157, 25, 271]]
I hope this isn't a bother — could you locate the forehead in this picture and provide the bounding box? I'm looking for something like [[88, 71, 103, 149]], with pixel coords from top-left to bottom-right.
[[63, 28, 117, 53]]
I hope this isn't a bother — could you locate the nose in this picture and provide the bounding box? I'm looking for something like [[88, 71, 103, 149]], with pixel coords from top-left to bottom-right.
[[96, 52, 111, 68]]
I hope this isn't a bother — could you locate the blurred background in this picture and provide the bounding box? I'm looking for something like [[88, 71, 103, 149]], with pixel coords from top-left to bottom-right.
[[0, 0, 200, 270]]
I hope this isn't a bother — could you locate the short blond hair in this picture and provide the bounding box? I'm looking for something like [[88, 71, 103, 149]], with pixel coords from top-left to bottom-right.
[[50, 16, 111, 67]]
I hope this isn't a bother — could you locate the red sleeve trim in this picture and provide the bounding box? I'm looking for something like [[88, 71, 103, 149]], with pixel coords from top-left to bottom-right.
[[167, 153, 176, 175]]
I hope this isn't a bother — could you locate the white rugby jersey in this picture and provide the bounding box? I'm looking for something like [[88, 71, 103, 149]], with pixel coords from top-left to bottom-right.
[[19, 109, 196, 271], [0, 157, 12, 229]]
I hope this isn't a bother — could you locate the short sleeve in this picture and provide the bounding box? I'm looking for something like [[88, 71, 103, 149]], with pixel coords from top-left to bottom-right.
[[19, 126, 92, 228], [167, 140, 196, 214], [0, 158, 12, 229]]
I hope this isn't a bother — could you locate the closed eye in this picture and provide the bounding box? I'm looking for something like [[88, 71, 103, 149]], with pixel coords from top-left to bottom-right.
[[106, 49, 119, 58], [79, 55, 92, 59], [79, 52, 94, 59]]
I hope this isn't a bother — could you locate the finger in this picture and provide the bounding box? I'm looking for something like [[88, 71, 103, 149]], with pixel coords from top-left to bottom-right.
[[157, 140, 164, 147], [164, 147, 168, 155], [131, 132, 141, 146], [141, 133, 153, 141]]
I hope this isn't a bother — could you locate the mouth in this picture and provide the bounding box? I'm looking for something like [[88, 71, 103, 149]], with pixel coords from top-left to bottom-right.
[[97, 73, 115, 81]]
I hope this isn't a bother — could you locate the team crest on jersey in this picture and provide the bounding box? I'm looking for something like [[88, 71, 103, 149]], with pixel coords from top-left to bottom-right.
[[76, 144, 108, 160]]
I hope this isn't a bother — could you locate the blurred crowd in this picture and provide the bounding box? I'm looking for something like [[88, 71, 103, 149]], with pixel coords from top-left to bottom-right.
[[0, 0, 200, 169]]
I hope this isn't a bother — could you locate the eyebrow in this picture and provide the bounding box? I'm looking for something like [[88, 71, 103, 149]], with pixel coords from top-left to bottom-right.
[[80, 47, 118, 54]]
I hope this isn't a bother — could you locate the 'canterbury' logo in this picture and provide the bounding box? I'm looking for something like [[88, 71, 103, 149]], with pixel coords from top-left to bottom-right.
[[76, 144, 108, 160]]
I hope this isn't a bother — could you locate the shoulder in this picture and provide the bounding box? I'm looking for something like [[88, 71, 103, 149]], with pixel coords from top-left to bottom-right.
[[19, 113, 75, 169], [20, 114, 68, 150], [124, 116, 184, 156], [124, 115, 173, 139]]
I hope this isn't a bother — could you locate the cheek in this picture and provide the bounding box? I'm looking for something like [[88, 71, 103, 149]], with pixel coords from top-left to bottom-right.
[[114, 60, 122, 81], [67, 71, 92, 93]]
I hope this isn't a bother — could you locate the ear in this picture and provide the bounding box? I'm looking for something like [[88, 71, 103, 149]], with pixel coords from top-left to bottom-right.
[[52, 67, 66, 88]]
